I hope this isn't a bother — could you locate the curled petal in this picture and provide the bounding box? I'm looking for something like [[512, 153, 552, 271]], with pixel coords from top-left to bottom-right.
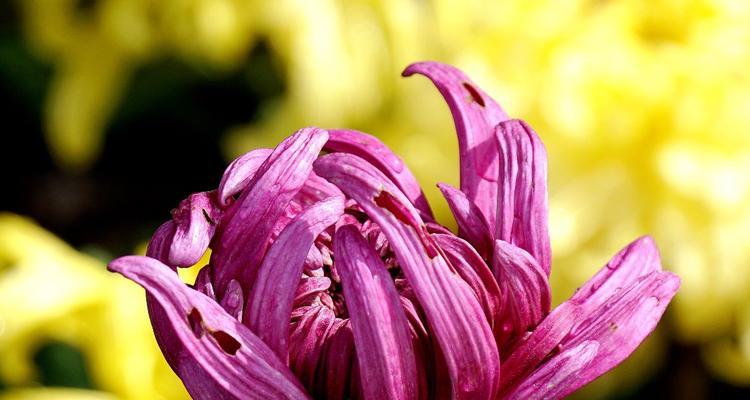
[[334, 225, 419, 400], [218, 148, 273, 206], [108, 256, 309, 400], [400, 297, 431, 400], [326, 129, 433, 219], [211, 127, 329, 297], [571, 236, 662, 305], [494, 120, 550, 274], [314, 320, 356, 400], [294, 276, 332, 307], [245, 196, 345, 358], [552, 271, 679, 397], [493, 240, 551, 347], [500, 238, 680, 396], [288, 306, 337, 389], [193, 265, 215, 298], [433, 234, 501, 330], [146, 220, 177, 264], [499, 302, 580, 393], [145, 220, 183, 369], [437, 183, 492, 259], [403, 61, 508, 231], [169, 191, 222, 267], [296, 172, 344, 206], [315, 152, 500, 399], [219, 279, 243, 320], [506, 341, 599, 400]]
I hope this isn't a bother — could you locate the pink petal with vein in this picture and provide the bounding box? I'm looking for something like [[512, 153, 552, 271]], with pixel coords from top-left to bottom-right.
[[108, 256, 309, 400], [211, 127, 328, 298], [315, 152, 499, 399], [244, 196, 344, 358], [403, 61, 509, 231], [335, 225, 419, 400]]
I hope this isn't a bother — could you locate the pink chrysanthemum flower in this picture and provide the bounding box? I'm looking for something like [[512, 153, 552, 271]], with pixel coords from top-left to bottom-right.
[[109, 62, 679, 400]]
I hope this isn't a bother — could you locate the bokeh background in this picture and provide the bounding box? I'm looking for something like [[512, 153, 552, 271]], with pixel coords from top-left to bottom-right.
[[1, 0, 749, 399]]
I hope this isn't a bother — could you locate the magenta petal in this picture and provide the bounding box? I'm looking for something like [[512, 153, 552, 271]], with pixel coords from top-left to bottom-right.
[[145, 220, 184, 368], [193, 265, 215, 298], [244, 195, 345, 358], [548, 270, 679, 398], [146, 220, 177, 264], [288, 306, 337, 389], [108, 256, 309, 400], [432, 233, 501, 331], [334, 225, 419, 400], [219, 279, 244, 320], [326, 129, 433, 219], [500, 302, 580, 394], [294, 276, 332, 307], [403, 61, 509, 231], [217, 148, 273, 206], [506, 341, 600, 400], [211, 127, 329, 298], [399, 297, 431, 400], [437, 183, 492, 259], [500, 237, 679, 397], [295, 172, 344, 206], [315, 320, 356, 400], [169, 191, 222, 267], [570, 236, 663, 305], [494, 120, 551, 274], [315, 152, 500, 399], [492, 240, 551, 347]]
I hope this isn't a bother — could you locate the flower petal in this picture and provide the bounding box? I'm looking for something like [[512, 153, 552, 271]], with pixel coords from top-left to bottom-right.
[[437, 183, 492, 259], [211, 127, 329, 298], [315, 152, 500, 399], [314, 319, 356, 400], [217, 148, 273, 206], [499, 302, 580, 393], [146, 220, 176, 264], [400, 297, 431, 400], [326, 129, 433, 219], [492, 240, 551, 348], [295, 172, 344, 206], [288, 305, 337, 390], [244, 196, 345, 358], [499, 237, 679, 396], [219, 279, 243, 320], [403, 61, 509, 231], [506, 341, 599, 400], [294, 276, 332, 307], [334, 225, 419, 400], [494, 120, 550, 274], [570, 235, 662, 305], [169, 191, 222, 267], [432, 233, 501, 331], [551, 271, 679, 397], [108, 256, 309, 400]]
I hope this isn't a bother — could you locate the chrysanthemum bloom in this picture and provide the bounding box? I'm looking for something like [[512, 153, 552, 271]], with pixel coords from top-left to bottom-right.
[[109, 62, 679, 400]]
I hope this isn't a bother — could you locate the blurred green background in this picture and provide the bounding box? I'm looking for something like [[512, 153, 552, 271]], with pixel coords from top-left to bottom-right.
[[1, 0, 750, 399]]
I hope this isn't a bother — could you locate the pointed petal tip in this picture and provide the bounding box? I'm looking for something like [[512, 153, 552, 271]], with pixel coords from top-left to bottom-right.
[[107, 255, 139, 274], [660, 270, 681, 295], [401, 61, 444, 77]]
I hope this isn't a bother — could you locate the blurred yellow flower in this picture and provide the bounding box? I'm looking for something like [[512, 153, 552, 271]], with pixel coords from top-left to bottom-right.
[[0, 213, 188, 399], [0, 388, 115, 400], [16, 0, 750, 393]]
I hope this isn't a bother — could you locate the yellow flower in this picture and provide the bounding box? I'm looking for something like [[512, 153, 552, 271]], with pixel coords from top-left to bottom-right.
[[0, 388, 115, 400]]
